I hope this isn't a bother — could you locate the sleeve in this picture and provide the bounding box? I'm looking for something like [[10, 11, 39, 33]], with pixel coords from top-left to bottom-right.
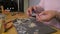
[[37, 0, 44, 8]]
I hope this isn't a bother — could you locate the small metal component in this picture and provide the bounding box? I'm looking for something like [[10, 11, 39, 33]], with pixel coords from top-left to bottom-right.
[[31, 9, 36, 18]]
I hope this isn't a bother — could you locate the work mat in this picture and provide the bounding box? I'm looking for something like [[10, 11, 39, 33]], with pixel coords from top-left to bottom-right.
[[13, 17, 57, 34]]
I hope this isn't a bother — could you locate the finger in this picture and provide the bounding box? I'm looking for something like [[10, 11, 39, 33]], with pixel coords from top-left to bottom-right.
[[33, 6, 37, 11], [39, 11, 45, 16], [27, 9, 32, 16], [26, 8, 32, 16], [36, 14, 40, 21], [26, 10, 30, 16], [28, 9, 32, 15], [37, 14, 46, 22]]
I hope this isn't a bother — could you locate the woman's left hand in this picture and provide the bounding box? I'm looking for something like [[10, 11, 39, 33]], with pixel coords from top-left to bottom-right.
[[36, 10, 57, 22]]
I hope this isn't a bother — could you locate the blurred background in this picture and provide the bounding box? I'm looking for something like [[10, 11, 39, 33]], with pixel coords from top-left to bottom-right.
[[0, 0, 40, 12]]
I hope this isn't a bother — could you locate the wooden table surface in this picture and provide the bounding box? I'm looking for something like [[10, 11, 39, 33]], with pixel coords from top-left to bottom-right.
[[2, 12, 60, 34]]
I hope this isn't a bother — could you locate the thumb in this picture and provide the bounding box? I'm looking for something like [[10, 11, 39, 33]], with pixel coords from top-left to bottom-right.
[[39, 11, 46, 16], [36, 14, 40, 21]]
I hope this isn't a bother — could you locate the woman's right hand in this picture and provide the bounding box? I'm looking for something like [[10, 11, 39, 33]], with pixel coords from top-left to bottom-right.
[[26, 6, 37, 16]]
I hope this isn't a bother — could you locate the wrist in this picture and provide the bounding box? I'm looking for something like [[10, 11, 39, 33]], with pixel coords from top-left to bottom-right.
[[56, 11, 60, 21]]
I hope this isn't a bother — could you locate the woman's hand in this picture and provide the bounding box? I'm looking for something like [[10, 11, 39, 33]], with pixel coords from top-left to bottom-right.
[[26, 6, 37, 16], [36, 10, 57, 22]]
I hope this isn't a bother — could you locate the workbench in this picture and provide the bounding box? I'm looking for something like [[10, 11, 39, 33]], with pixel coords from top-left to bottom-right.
[[2, 12, 60, 34]]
